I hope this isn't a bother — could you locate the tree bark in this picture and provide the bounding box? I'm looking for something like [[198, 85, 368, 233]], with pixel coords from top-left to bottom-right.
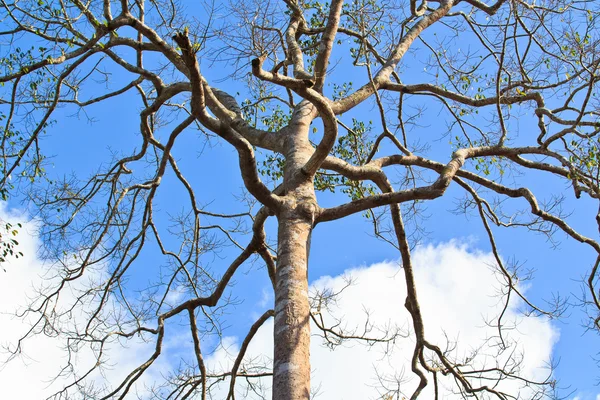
[[272, 101, 318, 399], [273, 210, 313, 399]]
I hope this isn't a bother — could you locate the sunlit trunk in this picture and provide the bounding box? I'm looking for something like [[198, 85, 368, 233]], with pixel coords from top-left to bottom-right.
[[273, 210, 312, 399]]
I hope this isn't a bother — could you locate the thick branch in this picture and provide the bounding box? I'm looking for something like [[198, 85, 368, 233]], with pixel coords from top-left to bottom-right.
[[317, 149, 468, 222], [313, 0, 344, 92], [331, 0, 453, 114], [173, 32, 283, 211]]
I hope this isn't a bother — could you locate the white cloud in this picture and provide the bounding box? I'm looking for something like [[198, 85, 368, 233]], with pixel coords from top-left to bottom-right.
[[257, 287, 272, 308], [0, 204, 171, 399], [0, 204, 558, 399], [165, 284, 187, 305], [207, 241, 558, 399]]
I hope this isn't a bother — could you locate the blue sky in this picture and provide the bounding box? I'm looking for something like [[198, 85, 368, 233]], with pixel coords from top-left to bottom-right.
[[0, 208, 565, 398], [1, 83, 599, 398], [1, 1, 600, 398]]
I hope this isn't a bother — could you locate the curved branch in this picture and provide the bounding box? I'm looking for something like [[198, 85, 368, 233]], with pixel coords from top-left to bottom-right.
[[227, 309, 275, 400], [173, 32, 283, 211]]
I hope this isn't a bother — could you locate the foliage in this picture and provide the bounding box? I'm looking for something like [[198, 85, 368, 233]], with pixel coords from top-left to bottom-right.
[[0, 220, 22, 269]]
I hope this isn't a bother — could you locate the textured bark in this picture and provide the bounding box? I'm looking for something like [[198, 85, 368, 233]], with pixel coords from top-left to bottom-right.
[[273, 108, 318, 399], [273, 213, 312, 399]]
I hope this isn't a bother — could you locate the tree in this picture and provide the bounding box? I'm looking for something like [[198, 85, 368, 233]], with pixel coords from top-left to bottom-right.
[[1, 0, 599, 398]]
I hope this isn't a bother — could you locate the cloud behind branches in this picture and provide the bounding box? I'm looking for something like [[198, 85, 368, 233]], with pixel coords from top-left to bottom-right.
[[206, 242, 558, 399], [0, 205, 558, 399]]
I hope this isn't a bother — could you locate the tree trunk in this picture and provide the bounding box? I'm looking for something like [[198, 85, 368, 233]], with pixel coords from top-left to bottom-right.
[[273, 103, 317, 399], [273, 207, 313, 399]]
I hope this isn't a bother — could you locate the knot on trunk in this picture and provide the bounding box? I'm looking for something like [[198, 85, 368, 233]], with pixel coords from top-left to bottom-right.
[[295, 200, 319, 226]]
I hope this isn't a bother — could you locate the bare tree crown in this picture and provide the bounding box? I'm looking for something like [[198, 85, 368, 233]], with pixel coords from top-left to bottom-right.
[[1, 0, 599, 398]]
